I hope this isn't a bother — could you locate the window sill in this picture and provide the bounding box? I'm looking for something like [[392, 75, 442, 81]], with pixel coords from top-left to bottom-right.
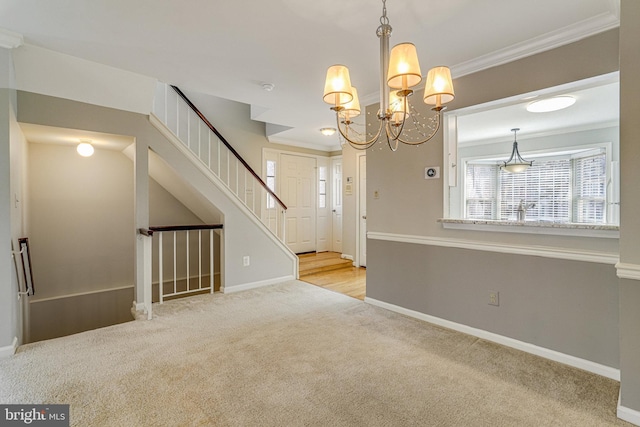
[[438, 218, 619, 239]]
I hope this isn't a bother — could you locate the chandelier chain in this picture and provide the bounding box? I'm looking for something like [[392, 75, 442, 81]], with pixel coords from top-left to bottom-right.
[[380, 0, 389, 25]]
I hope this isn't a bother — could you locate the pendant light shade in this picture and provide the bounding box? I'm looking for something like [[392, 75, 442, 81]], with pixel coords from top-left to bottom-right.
[[340, 86, 361, 120], [387, 43, 422, 90], [423, 66, 455, 107], [389, 91, 408, 124], [500, 128, 533, 173], [323, 65, 354, 107]]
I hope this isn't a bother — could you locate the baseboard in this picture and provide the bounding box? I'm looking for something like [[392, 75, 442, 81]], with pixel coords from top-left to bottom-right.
[[0, 336, 18, 358], [341, 254, 353, 261], [221, 275, 295, 294], [618, 391, 640, 426], [364, 297, 620, 381]]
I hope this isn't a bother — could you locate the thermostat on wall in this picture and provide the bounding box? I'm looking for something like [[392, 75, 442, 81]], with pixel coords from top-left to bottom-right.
[[425, 166, 440, 179]]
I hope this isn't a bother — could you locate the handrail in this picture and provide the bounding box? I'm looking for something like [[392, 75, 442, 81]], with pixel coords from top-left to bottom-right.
[[139, 224, 223, 237], [170, 85, 288, 211], [18, 237, 35, 296]]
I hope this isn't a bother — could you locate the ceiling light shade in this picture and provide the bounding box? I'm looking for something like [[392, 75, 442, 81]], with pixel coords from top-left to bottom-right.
[[526, 95, 575, 113], [323, 65, 353, 107], [321, 0, 456, 152], [387, 43, 422, 90], [320, 127, 336, 136], [423, 66, 455, 106], [500, 128, 532, 173], [389, 91, 408, 124], [77, 142, 94, 157], [340, 86, 361, 120]]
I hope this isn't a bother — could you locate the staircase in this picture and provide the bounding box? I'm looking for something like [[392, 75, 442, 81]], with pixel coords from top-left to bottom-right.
[[298, 252, 353, 277]]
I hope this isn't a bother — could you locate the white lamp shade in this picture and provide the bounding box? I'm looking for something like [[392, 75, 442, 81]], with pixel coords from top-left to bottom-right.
[[387, 43, 422, 90], [423, 66, 455, 106], [323, 65, 354, 106], [340, 86, 361, 119], [389, 91, 408, 123], [501, 163, 531, 173]]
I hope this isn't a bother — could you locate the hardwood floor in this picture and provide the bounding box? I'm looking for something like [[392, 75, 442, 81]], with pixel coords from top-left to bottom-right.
[[299, 252, 366, 300]]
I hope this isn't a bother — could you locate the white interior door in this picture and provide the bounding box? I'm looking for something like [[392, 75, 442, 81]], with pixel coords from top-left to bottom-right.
[[331, 158, 343, 253], [358, 155, 367, 267], [281, 154, 316, 254]]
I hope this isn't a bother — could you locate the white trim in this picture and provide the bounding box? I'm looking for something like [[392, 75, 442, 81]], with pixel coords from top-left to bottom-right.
[[616, 262, 640, 281], [0, 28, 23, 49], [220, 275, 294, 294], [0, 337, 18, 358], [368, 231, 619, 265], [30, 284, 134, 304], [365, 297, 620, 381], [451, 12, 619, 78], [341, 254, 354, 261], [618, 394, 640, 426], [618, 408, 640, 426], [355, 152, 366, 268]]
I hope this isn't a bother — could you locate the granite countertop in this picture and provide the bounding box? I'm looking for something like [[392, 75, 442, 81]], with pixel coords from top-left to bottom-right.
[[438, 218, 619, 231]]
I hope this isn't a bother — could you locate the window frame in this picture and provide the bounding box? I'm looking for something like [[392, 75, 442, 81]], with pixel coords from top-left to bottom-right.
[[461, 142, 613, 224]]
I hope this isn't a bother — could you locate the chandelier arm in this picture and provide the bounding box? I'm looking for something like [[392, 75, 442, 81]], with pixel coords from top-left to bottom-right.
[[392, 110, 442, 145], [335, 112, 383, 148]]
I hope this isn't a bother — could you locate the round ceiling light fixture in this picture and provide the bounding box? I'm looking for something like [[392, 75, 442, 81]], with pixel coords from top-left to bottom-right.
[[77, 140, 95, 157], [526, 95, 576, 113], [320, 127, 336, 136]]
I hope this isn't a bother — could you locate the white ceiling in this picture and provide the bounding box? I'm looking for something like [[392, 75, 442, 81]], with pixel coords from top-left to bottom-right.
[[0, 0, 620, 151]]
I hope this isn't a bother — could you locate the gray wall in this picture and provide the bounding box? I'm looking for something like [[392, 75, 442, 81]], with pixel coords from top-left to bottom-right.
[[181, 89, 331, 173], [27, 141, 216, 342], [17, 90, 295, 291], [619, 0, 640, 411], [366, 29, 621, 369]]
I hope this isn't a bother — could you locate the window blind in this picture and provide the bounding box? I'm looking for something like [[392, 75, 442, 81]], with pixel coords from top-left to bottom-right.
[[573, 153, 606, 223], [465, 149, 607, 224]]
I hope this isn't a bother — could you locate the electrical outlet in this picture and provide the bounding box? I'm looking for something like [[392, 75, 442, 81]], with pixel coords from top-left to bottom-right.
[[488, 290, 499, 306], [373, 190, 380, 199], [243, 256, 250, 267]]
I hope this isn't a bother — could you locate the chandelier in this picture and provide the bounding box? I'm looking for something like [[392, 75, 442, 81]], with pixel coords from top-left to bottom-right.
[[322, 0, 455, 151], [500, 128, 533, 173]]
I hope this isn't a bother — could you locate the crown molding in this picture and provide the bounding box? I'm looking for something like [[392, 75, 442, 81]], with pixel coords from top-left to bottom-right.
[[0, 28, 23, 49], [451, 11, 620, 78]]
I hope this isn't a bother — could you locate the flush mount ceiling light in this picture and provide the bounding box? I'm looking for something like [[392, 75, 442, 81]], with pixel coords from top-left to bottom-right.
[[322, 0, 455, 151], [500, 128, 533, 173], [77, 140, 94, 157], [320, 127, 336, 136], [526, 95, 576, 113]]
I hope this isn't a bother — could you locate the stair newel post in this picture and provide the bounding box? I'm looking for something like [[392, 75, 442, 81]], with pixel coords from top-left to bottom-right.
[[134, 138, 153, 320]]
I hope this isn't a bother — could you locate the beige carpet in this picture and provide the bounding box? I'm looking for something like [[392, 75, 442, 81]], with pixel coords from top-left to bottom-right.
[[0, 280, 630, 426]]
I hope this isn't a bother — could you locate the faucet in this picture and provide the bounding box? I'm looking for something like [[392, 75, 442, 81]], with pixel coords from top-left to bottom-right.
[[517, 199, 536, 221]]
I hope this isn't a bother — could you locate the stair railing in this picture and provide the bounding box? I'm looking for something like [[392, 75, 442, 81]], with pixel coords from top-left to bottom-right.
[[151, 83, 287, 242], [141, 224, 222, 303]]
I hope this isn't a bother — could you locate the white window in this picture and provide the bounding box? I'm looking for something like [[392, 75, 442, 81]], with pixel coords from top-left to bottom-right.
[[266, 159, 276, 209], [318, 166, 327, 209], [464, 149, 608, 223]]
